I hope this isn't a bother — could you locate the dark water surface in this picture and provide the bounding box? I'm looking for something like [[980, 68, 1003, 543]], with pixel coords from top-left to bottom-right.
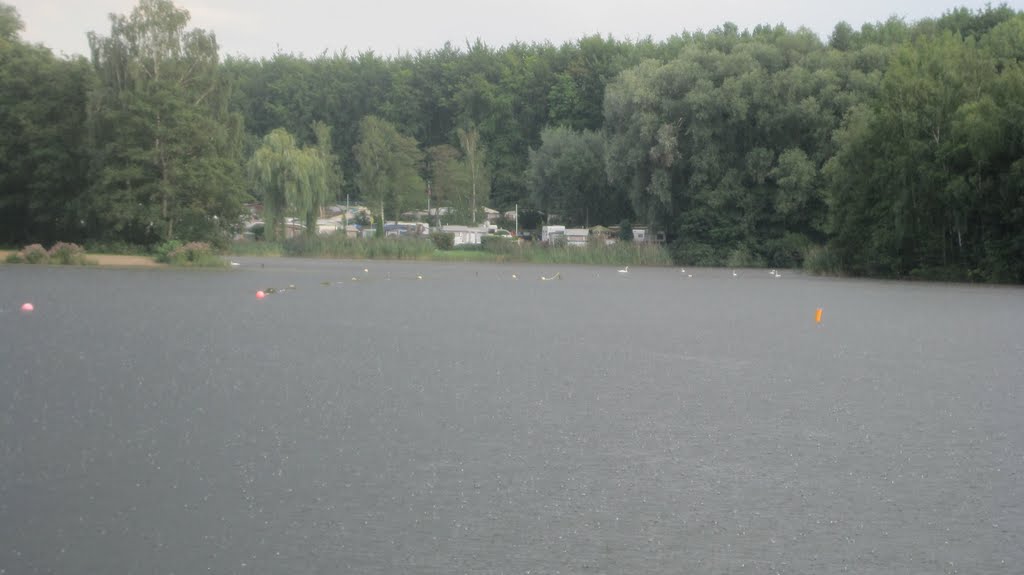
[[1, 259, 1022, 574]]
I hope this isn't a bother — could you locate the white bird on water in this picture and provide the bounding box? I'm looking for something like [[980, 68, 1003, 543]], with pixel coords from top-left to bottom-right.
[[618, 266, 629, 274], [732, 270, 738, 277], [512, 274, 518, 280], [680, 268, 686, 274], [541, 272, 561, 281], [230, 261, 240, 267]]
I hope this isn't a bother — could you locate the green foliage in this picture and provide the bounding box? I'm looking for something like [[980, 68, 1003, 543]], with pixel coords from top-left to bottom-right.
[[354, 116, 425, 226], [802, 245, 842, 276], [227, 240, 283, 256], [154, 240, 184, 263], [82, 240, 149, 255], [824, 17, 1024, 281], [430, 231, 455, 250], [3, 1, 1024, 282], [48, 242, 89, 265], [725, 245, 765, 268], [526, 126, 619, 226], [618, 221, 634, 241], [0, 4, 91, 246], [86, 0, 245, 245], [457, 126, 489, 224], [0, 3, 24, 40], [162, 241, 224, 267], [283, 235, 435, 260], [522, 241, 673, 266], [248, 128, 331, 240], [480, 234, 518, 254], [18, 244, 49, 264]]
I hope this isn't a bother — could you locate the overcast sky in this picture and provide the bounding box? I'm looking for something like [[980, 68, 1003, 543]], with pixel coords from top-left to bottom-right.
[[10, 0, 1023, 59]]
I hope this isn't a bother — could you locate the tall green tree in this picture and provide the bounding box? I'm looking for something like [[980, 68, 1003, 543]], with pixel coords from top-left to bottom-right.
[[311, 120, 343, 203], [0, 2, 21, 39], [353, 116, 424, 228], [457, 125, 488, 223], [526, 126, 620, 226], [0, 3, 92, 244], [248, 128, 331, 240], [425, 144, 470, 223], [86, 0, 244, 244]]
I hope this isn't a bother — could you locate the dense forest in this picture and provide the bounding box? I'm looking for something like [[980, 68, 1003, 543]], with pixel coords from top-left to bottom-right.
[[1, 0, 1022, 281]]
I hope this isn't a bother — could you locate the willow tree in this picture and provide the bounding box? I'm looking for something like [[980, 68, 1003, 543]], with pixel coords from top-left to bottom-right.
[[87, 0, 244, 244], [248, 128, 330, 241]]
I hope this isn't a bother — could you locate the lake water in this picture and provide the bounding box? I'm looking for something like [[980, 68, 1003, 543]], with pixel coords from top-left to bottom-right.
[[1, 259, 1022, 574]]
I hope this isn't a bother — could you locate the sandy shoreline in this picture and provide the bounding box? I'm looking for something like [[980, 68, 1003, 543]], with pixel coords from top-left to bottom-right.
[[0, 250, 165, 268]]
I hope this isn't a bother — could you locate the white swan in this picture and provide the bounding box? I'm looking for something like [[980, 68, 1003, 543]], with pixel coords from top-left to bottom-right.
[[618, 266, 629, 274]]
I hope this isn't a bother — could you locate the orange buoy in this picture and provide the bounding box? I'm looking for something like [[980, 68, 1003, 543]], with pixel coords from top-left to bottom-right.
[[815, 308, 823, 324]]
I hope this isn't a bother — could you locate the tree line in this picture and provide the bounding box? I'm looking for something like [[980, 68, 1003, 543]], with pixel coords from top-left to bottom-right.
[[1, 0, 1021, 281]]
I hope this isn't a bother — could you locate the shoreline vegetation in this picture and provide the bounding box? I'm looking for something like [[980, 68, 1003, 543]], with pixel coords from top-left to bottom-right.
[[1, 237, 1015, 282], [2, 237, 675, 269], [4, 237, 1020, 283], [4, 2, 1023, 285]]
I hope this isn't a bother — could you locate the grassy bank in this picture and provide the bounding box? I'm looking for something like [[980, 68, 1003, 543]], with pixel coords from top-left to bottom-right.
[[274, 235, 674, 267]]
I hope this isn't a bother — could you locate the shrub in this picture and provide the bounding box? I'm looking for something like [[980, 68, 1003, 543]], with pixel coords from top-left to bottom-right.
[[907, 266, 969, 282], [20, 244, 49, 264], [48, 242, 88, 265], [671, 241, 718, 267], [164, 241, 224, 267], [5, 251, 24, 263], [430, 232, 455, 250], [154, 240, 184, 263], [763, 232, 812, 268], [725, 245, 765, 268], [618, 220, 634, 241], [802, 245, 841, 276], [481, 234, 519, 255]]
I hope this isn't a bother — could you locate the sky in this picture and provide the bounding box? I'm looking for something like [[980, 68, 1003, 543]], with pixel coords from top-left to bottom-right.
[[10, 0, 1024, 59]]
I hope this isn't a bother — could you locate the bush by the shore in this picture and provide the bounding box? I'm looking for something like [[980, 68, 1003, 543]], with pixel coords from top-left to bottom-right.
[[5, 242, 96, 265], [156, 240, 225, 267]]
